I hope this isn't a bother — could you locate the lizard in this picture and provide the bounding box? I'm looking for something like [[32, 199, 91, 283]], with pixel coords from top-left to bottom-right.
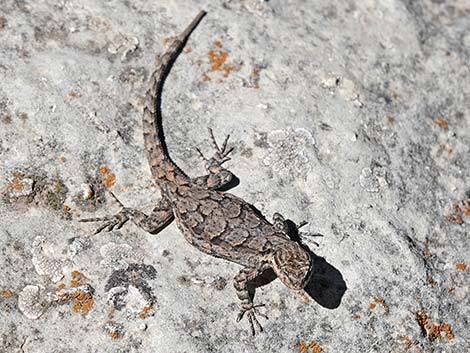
[[80, 10, 313, 335]]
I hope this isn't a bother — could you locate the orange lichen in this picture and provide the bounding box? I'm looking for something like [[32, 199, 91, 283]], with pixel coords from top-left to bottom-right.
[[72, 292, 94, 315], [99, 166, 110, 174], [373, 297, 389, 312], [222, 64, 235, 78], [297, 342, 308, 353], [68, 271, 94, 315], [434, 118, 449, 130], [297, 341, 322, 353], [163, 36, 176, 44], [415, 311, 454, 341], [353, 314, 361, 320], [7, 177, 24, 191], [446, 214, 463, 225], [208, 49, 228, 71], [404, 336, 412, 350], [446, 202, 464, 224], [416, 311, 428, 328], [440, 323, 455, 340], [108, 331, 120, 339], [68, 90, 81, 98], [429, 324, 454, 341], [387, 116, 395, 124], [369, 303, 376, 309], [139, 305, 153, 319], [56, 283, 65, 290], [308, 342, 322, 352], [59, 156, 66, 163], [1, 290, 13, 297], [463, 207, 470, 216], [427, 277, 437, 286], [99, 166, 116, 187], [71, 270, 86, 287], [202, 73, 211, 82], [456, 263, 466, 270], [102, 173, 116, 188], [213, 40, 222, 48]]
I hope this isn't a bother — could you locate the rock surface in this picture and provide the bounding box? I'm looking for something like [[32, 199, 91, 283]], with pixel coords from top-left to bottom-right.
[[1, 0, 469, 352]]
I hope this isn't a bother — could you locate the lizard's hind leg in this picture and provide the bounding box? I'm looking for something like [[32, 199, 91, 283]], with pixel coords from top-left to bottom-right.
[[194, 128, 235, 190], [234, 266, 269, 335], [79, 193, 174, 234]]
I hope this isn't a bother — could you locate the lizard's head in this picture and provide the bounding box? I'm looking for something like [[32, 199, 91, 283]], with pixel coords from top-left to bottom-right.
[[271, 242, 312, 290]]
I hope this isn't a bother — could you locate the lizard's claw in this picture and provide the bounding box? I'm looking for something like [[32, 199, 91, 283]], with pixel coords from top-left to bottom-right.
[[79, 209, 130, 234], [208, 128, 233, 165], [236, 304, 268, 336]]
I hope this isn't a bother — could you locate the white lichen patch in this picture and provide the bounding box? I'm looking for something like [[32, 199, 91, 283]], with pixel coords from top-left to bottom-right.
[[359, 165, 389, 193], [263, 128, 316, 177], [100, 242, 143, 270], [68, 236, 91, 257], [18, 285, 46, 319], [32, 236, 64, 282], [108, 34, 139, 62]]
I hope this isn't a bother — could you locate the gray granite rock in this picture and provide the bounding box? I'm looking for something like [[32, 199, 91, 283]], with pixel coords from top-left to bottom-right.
[[1, 0, 469, 352]]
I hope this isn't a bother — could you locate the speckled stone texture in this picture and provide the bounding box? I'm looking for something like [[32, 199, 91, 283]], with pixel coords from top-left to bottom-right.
[[1, 0, 469, 352]]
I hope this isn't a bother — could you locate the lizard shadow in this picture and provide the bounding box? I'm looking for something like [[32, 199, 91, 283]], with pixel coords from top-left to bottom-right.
[[251, 219, 347, 310], [216, 176, 240, 192]]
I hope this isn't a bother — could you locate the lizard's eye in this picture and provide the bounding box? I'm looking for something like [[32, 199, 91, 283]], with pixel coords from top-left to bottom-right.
[[271, 242, 312, 290]]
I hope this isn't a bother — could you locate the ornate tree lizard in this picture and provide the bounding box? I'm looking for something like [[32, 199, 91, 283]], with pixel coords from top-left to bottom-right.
[[80, 10, 313, 335]]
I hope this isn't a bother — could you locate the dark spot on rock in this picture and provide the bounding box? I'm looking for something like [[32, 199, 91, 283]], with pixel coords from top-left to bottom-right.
[[1, 114, 11, 124], [253, 131, 268, 148], [105, 263, 157, 307], [0, 17, 7, 29], [319, 122, 332, 131], [119, 66, 146, 85], [18, 112, 28, 121], [37, 178, 68, 212], [176, 275, 191, 287], [212, 276, 227, 290]]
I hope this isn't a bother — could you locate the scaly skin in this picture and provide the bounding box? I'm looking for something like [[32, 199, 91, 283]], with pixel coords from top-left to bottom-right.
[[80, 10, 313, 335]]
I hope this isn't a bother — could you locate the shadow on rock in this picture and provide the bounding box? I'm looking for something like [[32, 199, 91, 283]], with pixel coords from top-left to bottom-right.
[[304, 254, 347, 309]]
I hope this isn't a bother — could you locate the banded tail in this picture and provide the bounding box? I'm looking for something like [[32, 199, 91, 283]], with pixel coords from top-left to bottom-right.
[[142, 11, 206, 184]]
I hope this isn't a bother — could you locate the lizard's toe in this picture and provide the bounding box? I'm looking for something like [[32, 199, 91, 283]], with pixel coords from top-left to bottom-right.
[[236, 306, 266, 335]]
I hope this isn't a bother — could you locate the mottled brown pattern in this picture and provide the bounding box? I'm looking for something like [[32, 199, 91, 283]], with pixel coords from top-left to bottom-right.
[[80, 11, 313, 336]]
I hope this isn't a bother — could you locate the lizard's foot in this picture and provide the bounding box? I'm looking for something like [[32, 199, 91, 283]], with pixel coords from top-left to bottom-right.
[[79, 210, 130, 234], [78, 192, 131, 234], [236, 304, 268, 336], [196, 128, 233, 168], [273, 213, 321, 245]]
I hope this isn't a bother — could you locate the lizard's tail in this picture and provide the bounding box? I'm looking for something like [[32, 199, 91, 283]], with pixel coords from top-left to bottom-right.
[[142, 11, 206, 183]]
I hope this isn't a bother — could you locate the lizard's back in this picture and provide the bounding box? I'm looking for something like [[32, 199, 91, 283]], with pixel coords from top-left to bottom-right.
[[170, 184, 287, 267]]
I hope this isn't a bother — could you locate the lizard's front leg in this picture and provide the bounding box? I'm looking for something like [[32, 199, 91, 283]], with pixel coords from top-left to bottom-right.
[[194, 128, 235, 190], [79, 195, 173, 234], [234, 265, 269, 335]]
